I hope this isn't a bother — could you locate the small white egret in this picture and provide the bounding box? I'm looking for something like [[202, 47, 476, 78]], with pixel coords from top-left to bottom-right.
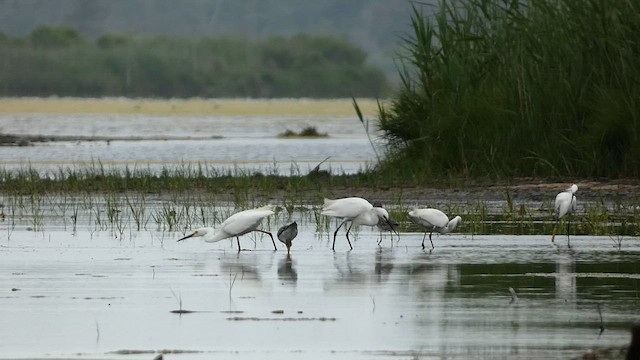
[[321, 197, 397, 250], [177, 205, 277, 251], [408, 208, 461, 249], [552, 184, 578, 247], [277, 221, 298, 254]]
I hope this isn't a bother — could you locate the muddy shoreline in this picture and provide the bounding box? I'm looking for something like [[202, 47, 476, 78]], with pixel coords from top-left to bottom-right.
[[0, 133, 223, 146], [288, 179, 640, 205]]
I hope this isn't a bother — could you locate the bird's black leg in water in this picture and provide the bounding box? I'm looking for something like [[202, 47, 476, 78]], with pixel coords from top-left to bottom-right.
[[332, 221, 347, 250], [254, 230, 277, 250], [429, 228, 435, 249], [236, 237, 241, 251], [344, 223, 354, 250], [567, 217, 571, 249], [421, 231, 428, 249]]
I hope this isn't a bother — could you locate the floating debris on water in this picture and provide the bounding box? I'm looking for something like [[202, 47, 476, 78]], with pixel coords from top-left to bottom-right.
[[227, 317, 336, 322]]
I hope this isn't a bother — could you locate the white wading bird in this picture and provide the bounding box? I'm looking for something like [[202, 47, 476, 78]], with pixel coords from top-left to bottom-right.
[[277, 221, 298, 254], [177, 205, 277, 251], [408, 208, 461, 249], [552, 184, 578, 248], [321, 197, 397, 250]]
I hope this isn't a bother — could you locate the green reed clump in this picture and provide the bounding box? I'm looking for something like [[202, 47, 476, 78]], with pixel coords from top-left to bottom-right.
[[378, 0, 640, 180]]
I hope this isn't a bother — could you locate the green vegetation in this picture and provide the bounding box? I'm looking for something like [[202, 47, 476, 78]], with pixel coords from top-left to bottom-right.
[[376, 0, 640, 180], [0, 26, 390, 98], [0, 165, 638, 239]]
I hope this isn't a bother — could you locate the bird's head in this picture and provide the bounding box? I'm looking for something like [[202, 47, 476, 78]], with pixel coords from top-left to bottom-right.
[[177, 227, 211, 242], [447, 216, 462, 232], [373, 207, 400, 237]]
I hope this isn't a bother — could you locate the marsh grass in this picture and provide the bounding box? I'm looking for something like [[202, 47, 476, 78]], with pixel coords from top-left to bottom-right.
[[379, 0, 640, 179], [0, 165, 638, 238]]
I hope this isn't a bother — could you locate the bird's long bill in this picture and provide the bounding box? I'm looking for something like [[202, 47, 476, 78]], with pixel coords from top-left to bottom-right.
[[177, 232, 195, 242], [384, 217, 400, 238]]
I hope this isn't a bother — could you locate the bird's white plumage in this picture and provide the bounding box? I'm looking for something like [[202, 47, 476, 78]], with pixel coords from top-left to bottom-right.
[[210, 205, 275, 242], [555, 184, 578, 219], [409, 208, 461, 248], [321, 197, 373, 219], [552, 184, 578, 247], [322, 197, 393, 250], [352, 206, 389, 227], [408, 208, 449, 229], [178, 205, 275, 249]]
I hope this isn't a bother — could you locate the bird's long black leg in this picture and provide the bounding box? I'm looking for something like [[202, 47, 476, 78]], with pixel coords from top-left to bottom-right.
[[567, 217, 571, 249], [344, 223, 354, 250], [254, 230, 277, 250], [332, 221, 347, 250], [236, 237, 241, 252], [429, 228, 435, 249], [421, 231, 428, 249]]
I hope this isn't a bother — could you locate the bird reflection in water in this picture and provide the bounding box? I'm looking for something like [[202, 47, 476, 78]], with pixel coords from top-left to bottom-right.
[[277, 253, 298, 285], [374, 247, 394, 283], [219, 251, 276, 283]]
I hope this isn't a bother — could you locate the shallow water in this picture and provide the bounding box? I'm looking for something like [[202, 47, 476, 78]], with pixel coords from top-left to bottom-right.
[[0, 113, 378, 175], [1, 217, 638, 360]]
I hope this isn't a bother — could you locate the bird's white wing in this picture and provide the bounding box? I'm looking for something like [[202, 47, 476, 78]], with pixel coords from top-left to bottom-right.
[[218, 208, 274, 238], [321, 197, 372, 218], [555, 191, 573, 218], [409, 208, 449, 228]]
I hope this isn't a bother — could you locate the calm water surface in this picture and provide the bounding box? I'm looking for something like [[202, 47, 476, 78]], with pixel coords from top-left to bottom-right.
[[0, 113, 378, 175], [0, 215, 638, 360]]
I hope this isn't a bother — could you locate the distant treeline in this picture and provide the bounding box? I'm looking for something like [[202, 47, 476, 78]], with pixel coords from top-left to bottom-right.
[[0, 26, 390, 98]]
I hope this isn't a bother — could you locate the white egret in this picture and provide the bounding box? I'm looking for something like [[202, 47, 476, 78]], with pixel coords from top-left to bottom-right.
[[178, 205, 277, 251], [321, 197, 397, 250], [277, 221, 298, 254], [552, 184, 578, 247], [408, 208, 461, 249]]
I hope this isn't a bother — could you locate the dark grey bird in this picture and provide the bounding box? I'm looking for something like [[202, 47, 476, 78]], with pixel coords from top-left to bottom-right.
[[277, 221, 298, 254], [372, 201, 399, 246], [376, 216, 399, 245]]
